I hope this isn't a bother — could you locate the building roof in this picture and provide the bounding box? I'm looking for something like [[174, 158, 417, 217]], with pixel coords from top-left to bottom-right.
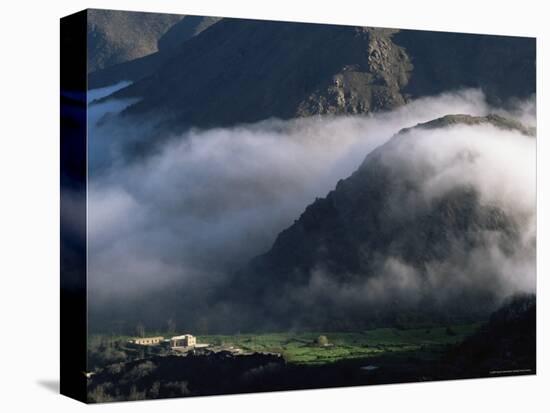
[[170, 334, 194, 340], [132, 336, 164, 341]]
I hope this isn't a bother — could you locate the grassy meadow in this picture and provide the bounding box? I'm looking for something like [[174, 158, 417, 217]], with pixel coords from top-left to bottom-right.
[[197, 324, 481, 365], [87, 323, 481, 370]]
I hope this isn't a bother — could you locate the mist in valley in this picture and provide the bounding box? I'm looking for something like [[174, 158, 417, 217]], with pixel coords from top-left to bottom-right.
[[85, 86, 536, 334]]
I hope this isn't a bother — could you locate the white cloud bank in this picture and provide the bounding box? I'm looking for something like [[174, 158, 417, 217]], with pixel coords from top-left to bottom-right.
[[85, 88, 536, 330]]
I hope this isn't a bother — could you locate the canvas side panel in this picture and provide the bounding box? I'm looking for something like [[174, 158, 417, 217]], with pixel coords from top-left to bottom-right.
[[60, 9, 88, 403]]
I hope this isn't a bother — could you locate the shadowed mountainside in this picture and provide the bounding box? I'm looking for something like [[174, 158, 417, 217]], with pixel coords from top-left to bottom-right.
[[221, 114, 535, 331], [108, 18, 534, 135], [88, 14, 222, 88], [443, 293, 536, 377]]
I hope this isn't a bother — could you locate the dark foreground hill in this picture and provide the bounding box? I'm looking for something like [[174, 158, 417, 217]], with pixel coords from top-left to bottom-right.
[[109, 18, 534, 134], [443, 293, 536, 377]]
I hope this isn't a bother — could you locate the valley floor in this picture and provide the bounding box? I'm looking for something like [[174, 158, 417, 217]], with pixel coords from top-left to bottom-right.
[[87, 295, 536, 403], [195, 325, 480, 365]]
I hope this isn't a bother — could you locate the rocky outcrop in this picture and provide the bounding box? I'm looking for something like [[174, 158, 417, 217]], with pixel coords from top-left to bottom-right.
[[107, 18, 534, 136], [400, 113, 536, 136], [297, 28, 412, 116], [112, 20, 411, 130]]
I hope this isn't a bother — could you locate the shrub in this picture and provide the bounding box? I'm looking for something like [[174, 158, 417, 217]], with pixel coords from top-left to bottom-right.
[[315, 335, 329, 346], [127, 361, 157, 381], [88, 384, 116, 403]]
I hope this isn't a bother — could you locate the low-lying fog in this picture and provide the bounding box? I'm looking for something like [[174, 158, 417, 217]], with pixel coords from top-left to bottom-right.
[[84, 85, 535, 332]]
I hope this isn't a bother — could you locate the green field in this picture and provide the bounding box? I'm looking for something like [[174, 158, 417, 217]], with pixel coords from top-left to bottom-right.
[[197, 324, 481, 365], [88, 323, 481, 370]]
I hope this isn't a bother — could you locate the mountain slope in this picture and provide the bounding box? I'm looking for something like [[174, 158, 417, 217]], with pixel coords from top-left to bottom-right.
[[88, 15, 222, 88], [224, 114, 535, 331], [394, 30, 535, 105], [112, 21, 413, 130], [444, 293, 536, 377], [87, 9, 184, 73], [110, 18, 535, 134], [157, 15, 222, 51]]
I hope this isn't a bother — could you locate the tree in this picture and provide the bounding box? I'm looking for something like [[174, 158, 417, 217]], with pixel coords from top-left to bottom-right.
[[315, 335, 329, 346], [166, 318, 176, 335], [136, 322, 146, 338], [197, 317, 209, 335]]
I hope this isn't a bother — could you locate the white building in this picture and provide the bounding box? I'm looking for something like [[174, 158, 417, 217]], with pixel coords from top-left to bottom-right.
[[129, 336, 164, 346], [170, 334, 197, 348]]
